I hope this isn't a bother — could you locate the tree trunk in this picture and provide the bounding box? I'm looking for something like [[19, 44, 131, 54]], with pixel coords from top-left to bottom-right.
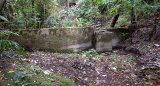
[[152, 12, 160, 40], [110, 14, 120, 27], [0, 0, 5, 14], [131, 7, 136, 24]]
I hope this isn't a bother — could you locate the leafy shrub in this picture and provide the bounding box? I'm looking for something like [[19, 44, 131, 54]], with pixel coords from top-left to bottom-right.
[[45, 13, 59, 28], [81, 49, 99, 58], [0, 31, 25, 58], [116, 15, 129, 27], [75, 0, 100, 20]]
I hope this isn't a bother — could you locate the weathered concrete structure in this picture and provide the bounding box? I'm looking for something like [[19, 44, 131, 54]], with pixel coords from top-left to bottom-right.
[[12, 27, 94, 52], [11, 27, 125, 52]]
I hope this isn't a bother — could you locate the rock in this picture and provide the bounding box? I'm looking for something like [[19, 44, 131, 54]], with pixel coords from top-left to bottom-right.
[[125, 46, 143, 56], [154, 44, 160, 47], [43, 70, 51, 75]]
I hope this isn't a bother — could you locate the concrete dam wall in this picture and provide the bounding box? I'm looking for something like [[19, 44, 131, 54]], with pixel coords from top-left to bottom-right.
[[11, 27, 120, 52]]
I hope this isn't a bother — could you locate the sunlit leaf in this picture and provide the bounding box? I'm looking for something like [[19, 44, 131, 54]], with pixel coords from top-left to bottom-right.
[[0, 15, 8, 22], [8, 70, 15, 74]]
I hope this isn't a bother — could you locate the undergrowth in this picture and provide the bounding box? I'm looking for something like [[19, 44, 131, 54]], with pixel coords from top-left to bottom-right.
[[0, 62, 76, 86]]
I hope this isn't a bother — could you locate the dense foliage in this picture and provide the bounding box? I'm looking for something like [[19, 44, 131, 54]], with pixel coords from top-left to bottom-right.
[[46, 0, 100, 27], [94, 0, 160, 26], [1, 0, 54, 29], [0, 0, 160, 28]]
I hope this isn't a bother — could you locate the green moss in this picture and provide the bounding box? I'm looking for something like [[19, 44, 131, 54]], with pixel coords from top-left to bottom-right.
[[49, 73, 76, 86]]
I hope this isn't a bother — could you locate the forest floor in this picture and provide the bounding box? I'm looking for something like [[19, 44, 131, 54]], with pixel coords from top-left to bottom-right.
[[27, 50, 144, 86], [26, 24, 160, 86]]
